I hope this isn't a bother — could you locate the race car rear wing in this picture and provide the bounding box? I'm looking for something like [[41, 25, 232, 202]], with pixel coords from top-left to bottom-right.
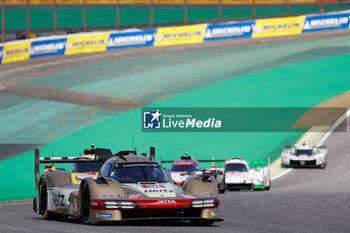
[[248, 158, 270, 168], [284, 145, 327, 149]]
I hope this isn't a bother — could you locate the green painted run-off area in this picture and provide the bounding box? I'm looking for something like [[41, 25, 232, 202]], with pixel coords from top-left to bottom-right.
[[1, 33, 350, 202]]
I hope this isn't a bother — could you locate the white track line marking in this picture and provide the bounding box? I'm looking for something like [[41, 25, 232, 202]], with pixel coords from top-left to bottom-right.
[[271, 168, 293, 181]]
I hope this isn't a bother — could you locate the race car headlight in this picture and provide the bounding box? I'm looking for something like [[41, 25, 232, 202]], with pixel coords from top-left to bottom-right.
[[191, 199, 217, 208], [103, 201, 139, 209]]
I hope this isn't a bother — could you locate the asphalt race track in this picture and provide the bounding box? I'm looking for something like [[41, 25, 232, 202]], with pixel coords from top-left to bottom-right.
[[1, 30, 350, 232], [0, 117, 349, 233]]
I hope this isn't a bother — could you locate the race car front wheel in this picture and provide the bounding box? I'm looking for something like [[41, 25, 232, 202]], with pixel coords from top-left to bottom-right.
[[81, 182, 91, 224]]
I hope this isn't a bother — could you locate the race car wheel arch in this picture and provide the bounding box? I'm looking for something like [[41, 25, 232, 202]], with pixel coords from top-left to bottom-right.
[[41, 170, 72, 188], [182, 177, 218, 197], [79, 177, 126, 201]]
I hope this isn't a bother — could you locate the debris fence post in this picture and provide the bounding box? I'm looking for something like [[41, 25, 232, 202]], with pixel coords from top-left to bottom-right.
[[219, 0, 222, 22], [184, 0, 188, 25], [252, 0, 256, 19], [83, 0, 87, 32], [116, 0, 120, 30], [150, 0, 154, 28], [53, 0, 57, 34], [1, 0, 5, 42], [26, 0, 30, 38]]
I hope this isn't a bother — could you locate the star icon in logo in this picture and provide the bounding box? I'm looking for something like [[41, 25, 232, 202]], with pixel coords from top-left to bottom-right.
[[150, 109, 162, 122]]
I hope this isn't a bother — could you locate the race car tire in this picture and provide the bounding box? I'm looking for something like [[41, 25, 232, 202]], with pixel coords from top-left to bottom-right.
[[228, 188, 240, 191], [321, 157, 327, 169], [265, 180, 271, 190], [190, 219, 215, 226], [81, 182, 92, 224], [218, 183, 226, 193], [40, 179, 67, 220]]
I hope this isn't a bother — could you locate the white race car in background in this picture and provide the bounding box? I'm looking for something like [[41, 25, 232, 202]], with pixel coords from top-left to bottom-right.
[[281, 145, 327, 168], [168, 156, 202, 186], [224, 158, 270, 191]]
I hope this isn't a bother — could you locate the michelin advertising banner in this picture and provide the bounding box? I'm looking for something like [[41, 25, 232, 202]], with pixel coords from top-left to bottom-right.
[[303, 13, 350, 33], [1, 10, 350, 65], [30, 38, 67, 58], [65, 34, 109, 55], [253, 16, 305, 38], [204, 21, 255, 41], [154, 24, 207, 47], [107, 30, 156, 50], [2, 42, 31, 64]]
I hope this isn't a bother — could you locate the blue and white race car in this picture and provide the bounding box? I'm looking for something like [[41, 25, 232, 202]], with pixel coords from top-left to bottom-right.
[[281, 145, 327, 168]]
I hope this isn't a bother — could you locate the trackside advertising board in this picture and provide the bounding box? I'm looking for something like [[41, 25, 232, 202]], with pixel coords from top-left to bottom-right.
[[107, 29, 156, 50], [1, 10, 350, 65], [252, 16, 305, 38], [30, 38, 67, 58], [154, 24, 207, 47], [65, 34, 109, 55], [2, 42, 31, 64], [204, 21, 255, 41], [303, 13, 350, 33]]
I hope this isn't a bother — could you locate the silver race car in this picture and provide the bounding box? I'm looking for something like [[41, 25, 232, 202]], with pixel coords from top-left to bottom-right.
[[33, 147, 223, 225], [281, 145, 327, 168]]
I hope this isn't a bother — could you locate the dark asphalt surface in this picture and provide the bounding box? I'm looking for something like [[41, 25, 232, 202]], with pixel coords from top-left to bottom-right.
[[1, 120, 349, 233]]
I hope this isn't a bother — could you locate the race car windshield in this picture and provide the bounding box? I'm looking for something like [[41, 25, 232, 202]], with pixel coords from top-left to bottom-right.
[[225, 164, 248, 172], [170, 165, 197, 172], [295, 149, 313, 156], [110, 162, 168, 183], [72, 162, 99, 173]]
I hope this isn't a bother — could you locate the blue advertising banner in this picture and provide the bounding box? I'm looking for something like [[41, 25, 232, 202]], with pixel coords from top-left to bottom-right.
[[107, 29, 156, 50], [0, 46, 3, 64], [204, 21, 255, 41], [30, 38, 67, 58], [303, 13, 350, 33]]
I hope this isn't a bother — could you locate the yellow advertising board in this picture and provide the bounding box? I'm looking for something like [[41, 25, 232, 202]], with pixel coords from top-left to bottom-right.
[[65, 34, 109, 55], [154, 24, 206, 47], [2, 42, 31, 64], [252, 16, 305, 38]]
